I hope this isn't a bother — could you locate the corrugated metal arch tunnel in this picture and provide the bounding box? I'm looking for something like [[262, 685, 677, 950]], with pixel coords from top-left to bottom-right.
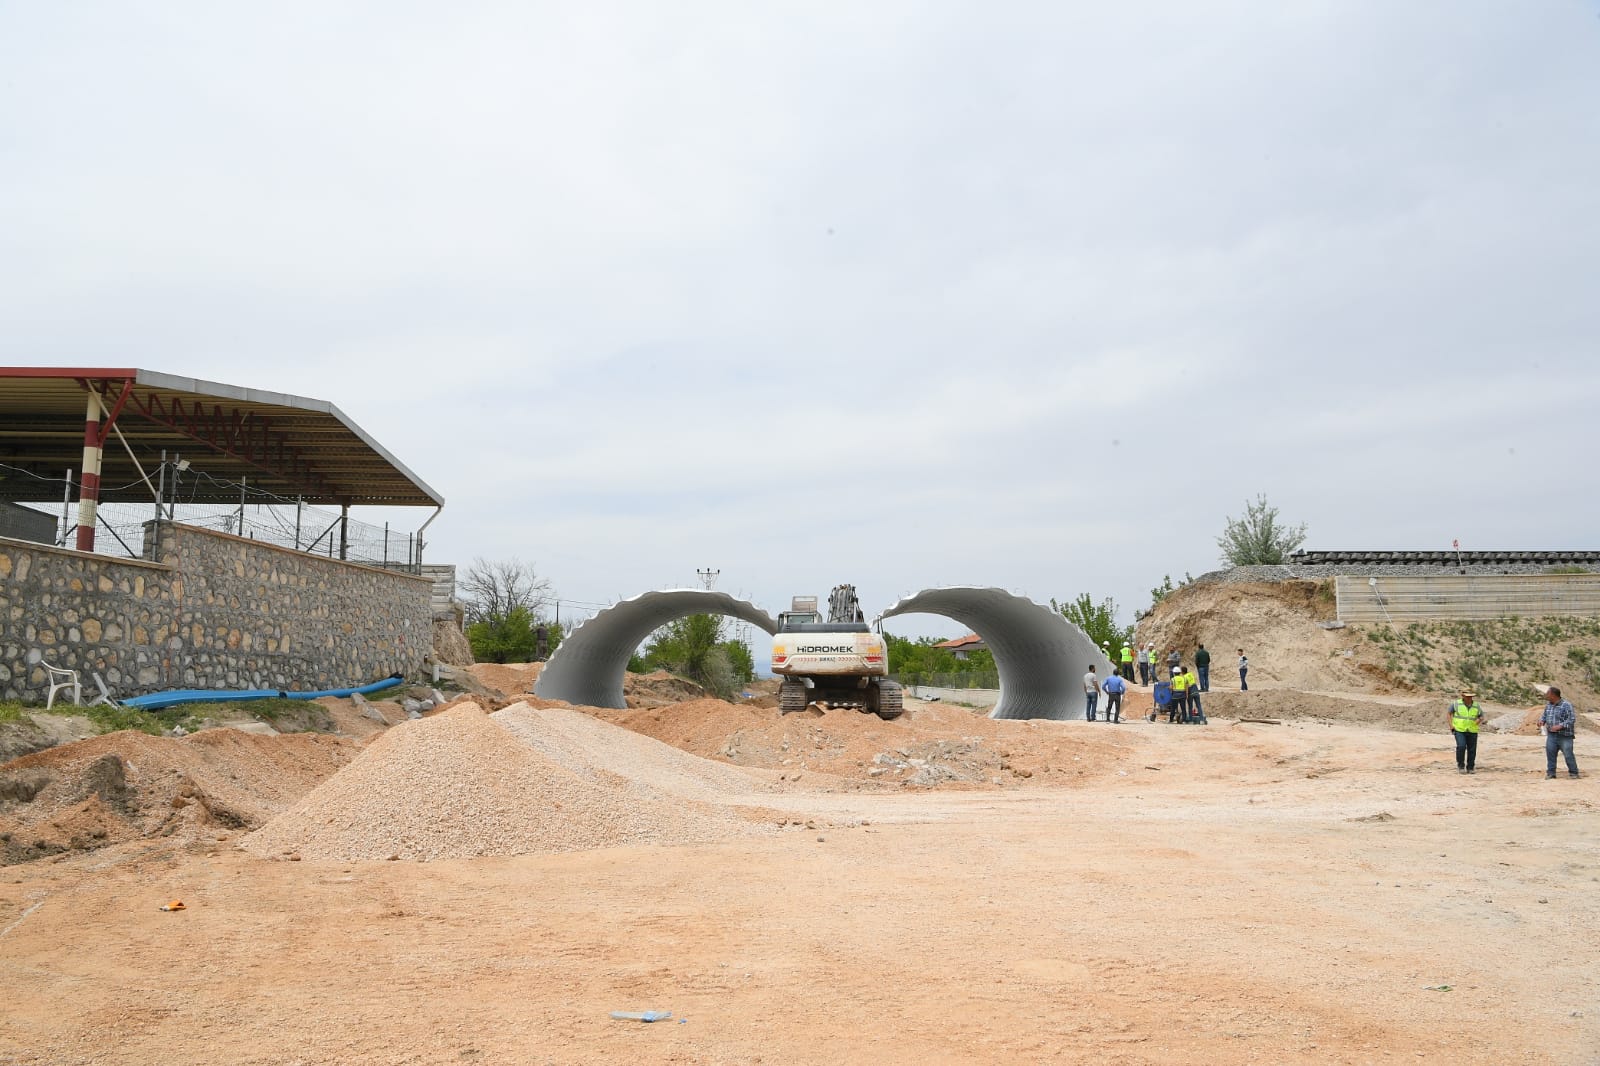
[[534, 585, 1113, 721], [534, 589, 780, 710], [877, 587, 1115, 720]]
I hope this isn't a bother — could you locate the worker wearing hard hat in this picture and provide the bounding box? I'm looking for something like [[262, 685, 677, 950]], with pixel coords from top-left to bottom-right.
[[1119, 643, 1134, 681], [1183, 665, 1207, 724], [1449, 690, 1483, 774], [1168, 666, 1190, 723]]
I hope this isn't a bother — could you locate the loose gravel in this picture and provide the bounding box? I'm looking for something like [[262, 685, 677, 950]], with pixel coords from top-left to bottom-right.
[[241, 704, 768, 862], [490, 701, 773, 802]]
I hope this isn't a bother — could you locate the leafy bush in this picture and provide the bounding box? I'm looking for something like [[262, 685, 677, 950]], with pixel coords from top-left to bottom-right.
[[636, 614, 754, 698], [1147, 574, 1194, 611]]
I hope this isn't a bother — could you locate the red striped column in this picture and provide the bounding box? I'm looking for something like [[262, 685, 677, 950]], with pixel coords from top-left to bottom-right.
[[75, 392, 103, 552]]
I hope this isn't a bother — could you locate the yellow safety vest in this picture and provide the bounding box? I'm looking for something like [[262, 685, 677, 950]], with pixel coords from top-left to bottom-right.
[[1451, 700, 1481, 734], [1120, 646, 1133, 663], [1171, 673, 1188, 693]]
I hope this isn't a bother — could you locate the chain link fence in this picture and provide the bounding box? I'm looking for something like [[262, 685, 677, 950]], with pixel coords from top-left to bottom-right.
[[2, 460, 426, 570]]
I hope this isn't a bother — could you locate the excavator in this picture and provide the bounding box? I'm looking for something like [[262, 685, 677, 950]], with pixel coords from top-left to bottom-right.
[[770, 584, 903, 719]]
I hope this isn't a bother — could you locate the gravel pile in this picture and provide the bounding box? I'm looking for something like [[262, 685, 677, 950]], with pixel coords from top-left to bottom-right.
[[242, 704, 765, 862], [491, 701, 772, 802]]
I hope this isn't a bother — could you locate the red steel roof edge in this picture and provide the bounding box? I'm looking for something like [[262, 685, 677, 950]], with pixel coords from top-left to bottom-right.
[[0, 367, 138, 379]]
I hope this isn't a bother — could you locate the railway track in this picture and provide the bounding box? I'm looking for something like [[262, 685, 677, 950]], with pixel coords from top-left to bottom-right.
[[1289, 549, 1600, 567]]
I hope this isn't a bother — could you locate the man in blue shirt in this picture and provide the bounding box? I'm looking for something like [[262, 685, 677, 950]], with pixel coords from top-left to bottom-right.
[[1101, 670, 1126, 723], [1541, 685, 1580, 779]]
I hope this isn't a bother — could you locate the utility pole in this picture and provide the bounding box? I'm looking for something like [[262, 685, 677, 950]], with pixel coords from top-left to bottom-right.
[[697, 568, 720, 591]]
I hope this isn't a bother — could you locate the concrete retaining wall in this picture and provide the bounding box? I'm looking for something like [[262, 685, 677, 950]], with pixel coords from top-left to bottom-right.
[[0, 522, 430, 703], [907, 685, 999, 709], [1335, 574, 1600, 623]]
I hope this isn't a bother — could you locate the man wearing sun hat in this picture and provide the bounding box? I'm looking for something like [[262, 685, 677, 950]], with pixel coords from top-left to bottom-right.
[[1449, 690, 1484, 774]]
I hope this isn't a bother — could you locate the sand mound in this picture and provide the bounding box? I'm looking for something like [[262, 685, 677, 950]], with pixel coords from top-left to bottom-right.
[[241, 704, 766, 862], [600, 698, 1132, 788], [0, 729, 358, 864], [623, 670, 711, 707], [465, 661, 544, 696]]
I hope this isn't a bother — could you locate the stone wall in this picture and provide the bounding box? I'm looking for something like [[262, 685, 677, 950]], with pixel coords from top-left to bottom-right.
[[0, 522, 431, 703], [0, 543, 176, 699]]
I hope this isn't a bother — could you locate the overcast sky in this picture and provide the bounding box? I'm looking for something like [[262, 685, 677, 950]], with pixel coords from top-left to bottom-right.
[[4, 2, 1598, 635]]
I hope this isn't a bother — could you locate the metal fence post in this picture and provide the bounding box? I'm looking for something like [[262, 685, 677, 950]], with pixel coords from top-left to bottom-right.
[[59, 468, 73, 546]]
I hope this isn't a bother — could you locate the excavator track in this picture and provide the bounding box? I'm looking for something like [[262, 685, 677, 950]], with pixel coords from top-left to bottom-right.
[[871, 679, 904, 720], [778, 679, 809, 714]]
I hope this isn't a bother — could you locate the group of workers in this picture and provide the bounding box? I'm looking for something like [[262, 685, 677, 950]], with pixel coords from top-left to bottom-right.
[[1083, 640, 1227, 725], [1085, 646, 1583, 774], [1084, 640, 1584, 776], [1100, 640, 1228, 689]]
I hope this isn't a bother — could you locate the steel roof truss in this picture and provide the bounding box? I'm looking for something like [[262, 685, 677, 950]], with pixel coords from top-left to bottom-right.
[[122, 390, 336, 498]]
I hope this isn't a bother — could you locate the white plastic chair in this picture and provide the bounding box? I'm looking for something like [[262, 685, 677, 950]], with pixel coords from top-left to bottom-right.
[[24, 650, 81, 710], [88, 672, 120, 709]]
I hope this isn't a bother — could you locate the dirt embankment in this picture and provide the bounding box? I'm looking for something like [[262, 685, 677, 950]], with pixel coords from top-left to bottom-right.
[[463, 663, 736, 708], [3, 688, 1135, 865], [1137, 578, 1600, 726], [600, 698, 1131, 789], [0, 728, 359, 864], [1137, 579, 1393, 693]]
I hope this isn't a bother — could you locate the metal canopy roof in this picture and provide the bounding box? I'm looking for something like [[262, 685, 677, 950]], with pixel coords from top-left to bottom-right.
[[0, 367, 444, 507]]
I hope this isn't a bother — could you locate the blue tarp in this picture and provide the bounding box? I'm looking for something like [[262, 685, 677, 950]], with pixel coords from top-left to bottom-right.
[[120, 674, 404, 711]]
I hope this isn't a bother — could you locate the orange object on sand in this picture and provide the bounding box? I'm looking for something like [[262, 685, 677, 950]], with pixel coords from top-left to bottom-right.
[[159, 900, 186, 912]]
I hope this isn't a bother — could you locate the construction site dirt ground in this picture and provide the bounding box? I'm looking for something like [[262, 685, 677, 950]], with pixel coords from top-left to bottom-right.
[[3, 701, 1597, 1066]]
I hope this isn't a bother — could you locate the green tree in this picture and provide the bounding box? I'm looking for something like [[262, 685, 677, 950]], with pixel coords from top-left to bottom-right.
[[1052, 594, 1134, 654], [462, 557, 558, 663], [723, 638, 756, 686], [637, 614, 753, 697], [461, 557, 552, 625], [884, 634, 998, 687], [885, 634, 959, 678], [467, 605, 538, 664], [1217, 494, 1308, 565]]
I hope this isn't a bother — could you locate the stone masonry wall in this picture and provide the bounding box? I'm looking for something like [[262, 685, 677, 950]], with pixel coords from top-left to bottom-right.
[[0, 542, 176, 700], [0, 523, 431, 703]]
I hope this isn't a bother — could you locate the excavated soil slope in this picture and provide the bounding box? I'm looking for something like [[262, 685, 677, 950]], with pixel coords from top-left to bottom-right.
[[1137, 580, 1390, 691], [464, 663, 720, 707], [1138, 578, 1600, 727], [0, 729, 359, 864], [465, 660, 544, 696]]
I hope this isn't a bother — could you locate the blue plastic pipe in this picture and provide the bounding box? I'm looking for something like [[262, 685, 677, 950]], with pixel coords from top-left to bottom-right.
[[119, 674, 404, 712]]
